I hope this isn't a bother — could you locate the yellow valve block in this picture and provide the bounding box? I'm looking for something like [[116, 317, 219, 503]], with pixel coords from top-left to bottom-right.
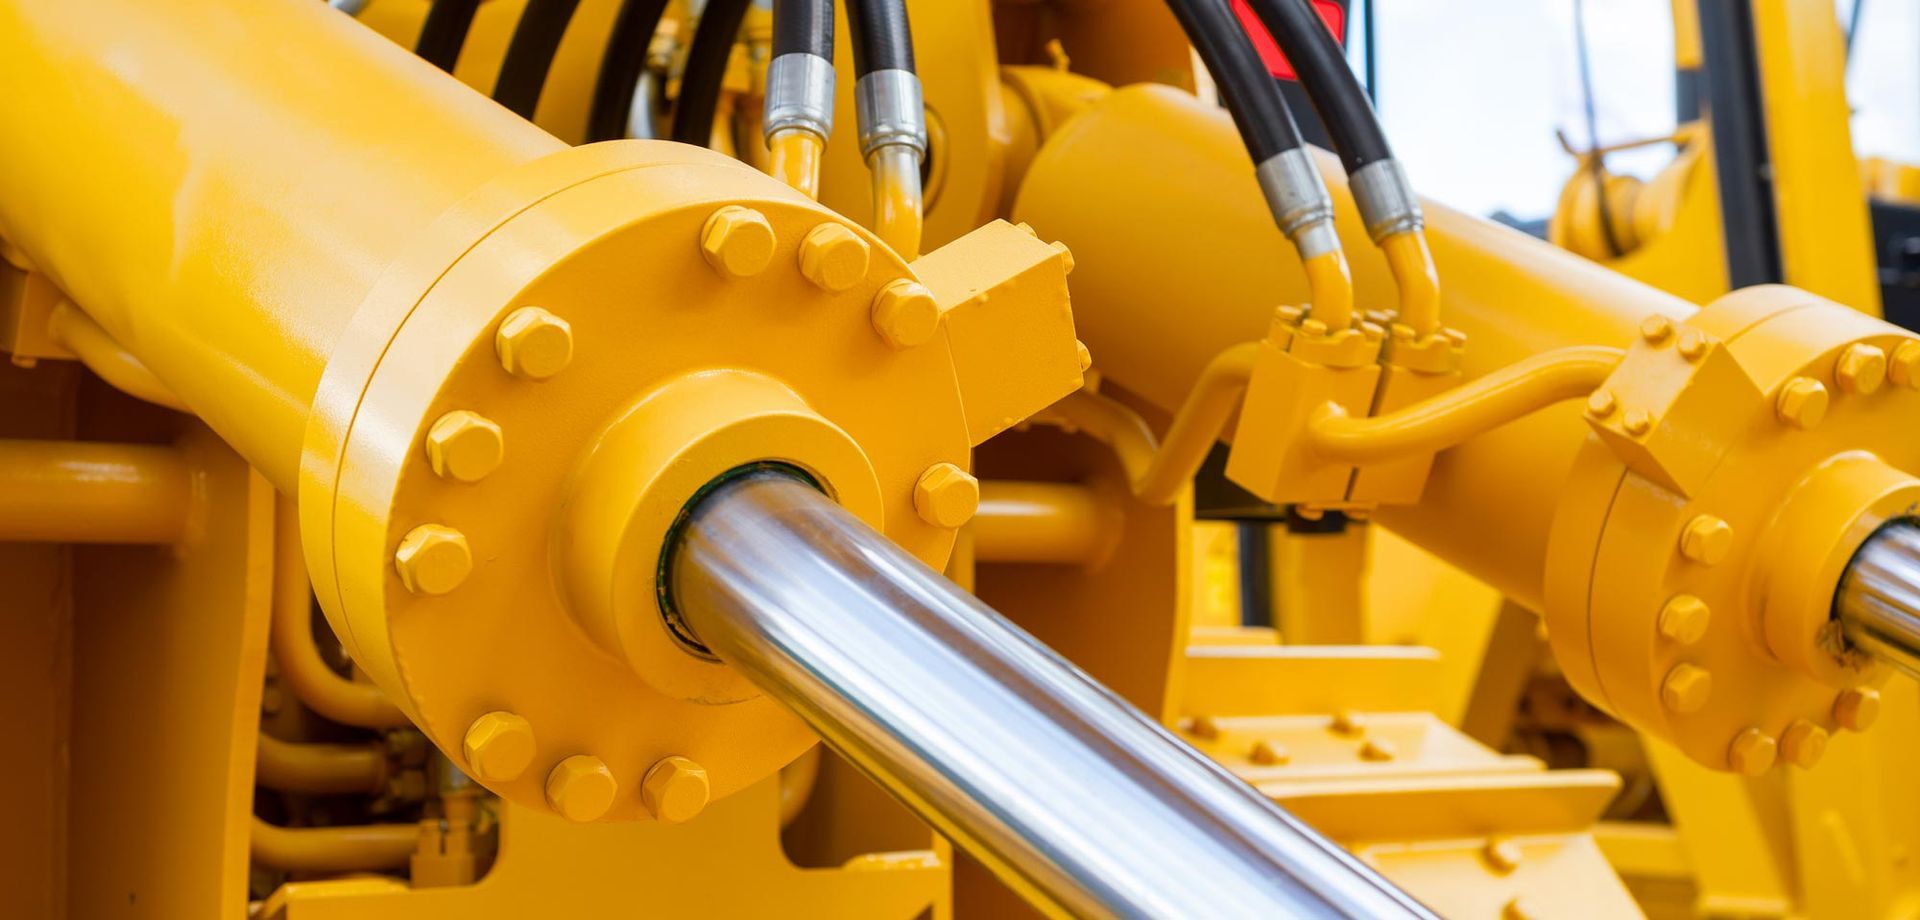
[[0, 0, 1083, 824]]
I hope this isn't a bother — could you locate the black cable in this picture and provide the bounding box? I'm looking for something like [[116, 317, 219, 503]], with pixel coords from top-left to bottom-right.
[[774, 0, 834, 60], [845, 0, 915, 77], [1245, 0, 1392, 172], [1572, 0, 1624, 257], [416, 0, 482, 72], [493, 0, 583, 119], [1164, 0, 1306, 163], [670, 0, 753, 145], [587, 0, 672, 142]]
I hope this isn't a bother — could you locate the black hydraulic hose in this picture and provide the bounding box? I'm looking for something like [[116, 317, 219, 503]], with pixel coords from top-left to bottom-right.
[[587, 0, 672, 142], [845, 0, 914, 77], [773, 0, 834, 60], [1164, 0, 1306, 163], [1245, 0, 1391, 173], [493, 0, 583, 119], [670, 0, 754, 145], [416, 0, 482, 73]]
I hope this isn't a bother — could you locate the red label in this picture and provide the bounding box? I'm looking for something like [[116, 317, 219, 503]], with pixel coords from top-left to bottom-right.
[[1231, 0, 1347, 81]]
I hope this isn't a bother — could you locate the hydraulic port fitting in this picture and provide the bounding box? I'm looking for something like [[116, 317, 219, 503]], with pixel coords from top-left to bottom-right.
[[1256, 148, 1353, 333], [762, 52, 835, 199]]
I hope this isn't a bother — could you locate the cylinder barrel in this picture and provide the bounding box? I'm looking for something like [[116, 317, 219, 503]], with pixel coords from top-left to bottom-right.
[[671, 471, 1433, 918], [0, 0, 563, 488], [1011, 85, 1697, 608]]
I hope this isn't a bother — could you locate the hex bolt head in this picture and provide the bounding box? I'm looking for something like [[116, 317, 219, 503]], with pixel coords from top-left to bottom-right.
[[640, 755, 711, 824], [1834, 687, 1882, 731], [1329, 710, 1366, 736], [913, 462, 979, 529], [798, 223, 871, 292], [1585, 388, 1617, 418], [1076, 341, 1094, 372], [1889, 340, 1920, 388], [1775, 376, 1830, 430], [425, 410, 505, 482], [1050, 239, 1076, 274], [700, 206, 776, 279], [1358, 738, 1397, 761], [1640, 315, 1674, 344], [1483, 838, 1524, 874], [1658, 595, 1711, 645], [1676, 328, 1711, 361], [1660, 664, 1713, 713], [1503, 896, 1539, 920], [1679, 514, 1732, 565], [394, 524, 472, 595], [1780, 719, 1830, 768], [1836, 342, 1888, 395], [870, 279, 940, 349], [463, 711, 536, 782], [1622, 408, 1653, 436], [1249, 739, 1291, 765], [545, 755, 618, 822], [1728, 728, 1778, 775], [495, 306, 574, 380]]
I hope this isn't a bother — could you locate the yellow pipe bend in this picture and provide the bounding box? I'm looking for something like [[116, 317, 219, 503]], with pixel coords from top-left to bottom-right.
[[1308, 345, 1625, 465], [256, 733, 389, 796], [1302, 250, 1356, 333], [768, 128, 825, 200], [249, 817, 417, 873], [46, 302, 188, 412], [272, 496, 411, 730], [1380, 230, 1442, 336]]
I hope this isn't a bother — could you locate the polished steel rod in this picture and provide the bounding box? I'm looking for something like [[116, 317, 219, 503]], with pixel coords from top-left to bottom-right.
[[671, 471, 1433, 919], [1839, 518, 1920, 681]]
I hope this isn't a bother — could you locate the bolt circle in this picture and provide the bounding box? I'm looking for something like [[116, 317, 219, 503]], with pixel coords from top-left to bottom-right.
[[870, 280, 940, 348], [700, 206, 776, 279], [545, 755, 618, 822], [1834, 687, 1882, 731], [1728, 728, 1778, 775], [1657, 595, 1711, 645], [1774, 376, 1830, 430], [394, 524, 472, 595], [425, 410, 505, 482], [1679, 515, 1732, 565], [1836, 342, 1889, 395], [463, 711, 536, 782], [798, 223, 871, 292], [495, 306, 575, 380], [640, 755, 711, 824], [913, 462, 979, 529], [1780, 719, 1830, 768]]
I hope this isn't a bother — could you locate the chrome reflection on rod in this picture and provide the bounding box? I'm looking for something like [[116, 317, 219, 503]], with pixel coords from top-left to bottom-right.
[[669, 469, 1434, 919], [1839, 518, 1920, 681]]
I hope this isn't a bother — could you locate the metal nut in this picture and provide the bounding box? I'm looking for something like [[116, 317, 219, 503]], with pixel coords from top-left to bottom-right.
[[394, 524, 472, 595], [545, 755, 618, 822], [496, 306, 574, 380], [700, 206, 776, 279], [463, 711, 536, 782], [640, 755, 711, 824], [1835, 342, 1888, 395], [1775, 376, 1829, 430], [425, 410, 504, 482], [870, 279, 940, 348], [798, 223, 870, 292], [913, 462, 979, 529]]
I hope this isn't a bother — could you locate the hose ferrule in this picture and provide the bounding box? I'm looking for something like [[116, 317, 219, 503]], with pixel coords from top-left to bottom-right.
[[854, 69, 928, 161], [1256, 148, 1339, 260], [763, 52, 836, 141], [1350, 159, 1425, 242]]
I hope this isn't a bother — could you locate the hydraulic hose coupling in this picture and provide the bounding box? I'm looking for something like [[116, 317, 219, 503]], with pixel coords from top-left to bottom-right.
[[763, 52, 836, 147], [1348, 158, 1425, 243], [855, 68, 929, 255], [1255, 147, 1340, 262]]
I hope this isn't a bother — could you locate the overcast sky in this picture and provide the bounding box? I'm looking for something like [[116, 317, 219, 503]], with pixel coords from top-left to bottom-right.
[[1362, 0, 1918, 220]]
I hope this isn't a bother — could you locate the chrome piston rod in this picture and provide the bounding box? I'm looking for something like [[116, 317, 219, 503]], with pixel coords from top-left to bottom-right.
[[670, 471, 1432, 919], [1839, 519, 1920, 681]]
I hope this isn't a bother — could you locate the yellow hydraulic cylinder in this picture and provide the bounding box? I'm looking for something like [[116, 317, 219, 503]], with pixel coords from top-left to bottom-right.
[[0, 0, 561, 491], [1013, 85, 1696, 609]]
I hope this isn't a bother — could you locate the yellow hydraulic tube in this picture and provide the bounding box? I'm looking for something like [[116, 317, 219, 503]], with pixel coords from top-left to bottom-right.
[[45, 302, 187, 413], [1302, 250, 1356, 333], [249, 817, 418, 874], [255, 733, 389, 797], [871, 145, 926, 257], [1308, 346, 1624, 465], [768, 128, 826, 200], [1380, 230, 1441, 336], [0, 0, 562, 491], [272, 497, 411, 730], [0, 439, 191, 544], [1043, 341, 1261, 507], [973, 481, 1117, 565], [1012, 85, 1695, 608]]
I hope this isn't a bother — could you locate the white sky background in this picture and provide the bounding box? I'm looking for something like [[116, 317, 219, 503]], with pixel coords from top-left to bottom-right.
[[1358, 0, 1920, 220]]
